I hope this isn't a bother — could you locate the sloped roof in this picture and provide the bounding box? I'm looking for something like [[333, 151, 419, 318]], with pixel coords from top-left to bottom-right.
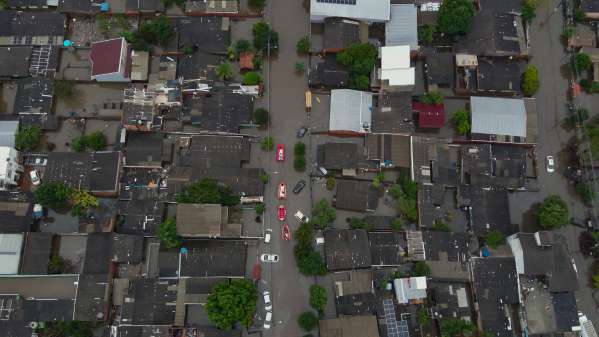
[[0, 120, 19, 148], [90, 38, 124, 76], [471, 96, 526, 137], [413, 102, 444, 128], [386, 4, 418, 50], [310, 0, 390, 22], [329, 89, 372, 133]]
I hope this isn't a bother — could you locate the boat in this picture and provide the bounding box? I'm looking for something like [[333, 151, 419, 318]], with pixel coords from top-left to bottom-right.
[[282, 224, 291, 241]]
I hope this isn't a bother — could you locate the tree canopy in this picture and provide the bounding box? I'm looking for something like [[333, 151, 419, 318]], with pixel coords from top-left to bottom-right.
[[298, 311, 319, 331], [243, 71, 262, 85], [15, 125, 42, 151], [419, 91, 444, 105], [572, 52, 592, 73], [217, 62, 234, 81], [296, 36, 310, 54], [312, 199, 336, 229], [206, 279, 258, 330], [537, 195, 569, 229], [437, 0, 475, 36], [156, 218, 182, 249], [253, 108, 269, 126], [252, 22, 279, 53], [485, 230, 504, 249], [234, 39, 252, 56], [70, 189, 99, 216], [294, 222, 327, 276], [176, 178, 239, 206], [35, 182, 71, 210], [309, 285, 327, 312], [522, 65, 540, 96], [412, 261, 431, 277], [337, 43, 377, 90], [451, 109, 471, 135], [440, 318, 476, 337]]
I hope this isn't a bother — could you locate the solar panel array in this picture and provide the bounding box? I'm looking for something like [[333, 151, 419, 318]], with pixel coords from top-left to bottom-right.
[[316, 0, 356, 5], [382, 299, 410, 337]]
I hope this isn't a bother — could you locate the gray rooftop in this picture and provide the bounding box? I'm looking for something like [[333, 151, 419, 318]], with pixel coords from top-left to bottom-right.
[[386, 4, 418, 50], [471, 96, 527, 138]]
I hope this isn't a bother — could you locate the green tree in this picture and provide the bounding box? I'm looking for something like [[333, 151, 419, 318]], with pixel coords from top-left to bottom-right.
[[71, 189, 99, 216], [537, 195, 569, 229], [43, 321, 93, 337], [176, 178, 239, 206], [451, 109, 471, 135], [48, 256, 72, 274], [522, 0, 537, 21], [35, 182, 72, 210], [254, 108, 269, 126], [485, 230, 504, 249], [419, 91, 444, 105], [54, 80, 75, 98], [564, 26, 576, 39], [206, 279, 258, 330], [313, 199, 336, 229], [418, 307, 431, 327], [243, 71, 262, 85], [71, 136, 86, 152], [298, 311, 319, 331], [295, 248, 327, 275], [294, 156, 307, 171], [440, 318, 476, 337], [217, 62, 234, 81], [85, 131, 107, 151], [391, 218, 404, 231], [156, 218, 182, 249], [15, 125, 42, 151], [413, 261, 431, 277], [576, 182, 596, 204], [326, 177, 335, 191], [572, 52, 592, 73], [437, 0, 476, 36], [234, 39, 252, 56], [261, 136, 274, 151], [593, 273, 599, 288], [141, 15, 173, 46], [252, 22, 279, 53], [337, 43, 377, 90], [255, 202, 265, 214], [522, 65, 540, 96], [260, 173, 269, 184], [350, 218, 372, 230], [372, 171, 385, 188], [295, 61, 306, 75], [432, 221, 450, 232], [418, 25, 436, 45], [574, 8, 586, 22], [248, 0, 266, 10], [398, 197, 418, 222], [294, 142, 306, 156], [309, 285, 327, 312], [296, 36, 310, 54]]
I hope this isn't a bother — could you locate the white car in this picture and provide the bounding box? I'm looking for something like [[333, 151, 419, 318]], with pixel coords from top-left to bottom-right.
[[264, 312, 272, 329], [263, 291, 272, 311], [546, 155, 555, 173], [261, 254, 279, 263], [264, 229, 272, 244], [29, 170, 41, 185], [294, 210, 309, 223]]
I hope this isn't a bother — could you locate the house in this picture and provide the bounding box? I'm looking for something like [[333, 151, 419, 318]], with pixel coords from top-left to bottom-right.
[[368, 231, 405, 266], [470, 96, 527, 143], [334, 270, 376, 316], [581, 0, 599, 19], [460, 186, 515, 236], [180, 135, 250, 169], [413, 102, 444, 129], [308, 54, 349, 88], [90, 38, 132, 82], [105, 0, 165, 14], [185, 90, 254, 133], [44, 152, 122, 196], [324, 229, 372, 271], [0, 147, 23, 190], [185, 0, 238, 15], [0, 11, 66, 46], [386, 4, 418, 51], [310, 0, 390, 23], [167, 166, 265, 198], [319, 315, 380, 337], [176, 203, 241, 238], [581, 47, 599, 82], [334, 179, 379, 212], [410, 137, 459, 185], [316, 142, 371, 171], [0, 233, 24, 275], [365, 134, 411, 168], [0, 47, 32, 78], [0, 191, 34, 233], [177, 17, 230, 54], [427, 280, 473, 322], [177, 51, 226, 82], [57, 0, 103, 14], [568, 24, 596, 48], [13, 78, 56, 130], [476, 57, 524, 94], [173, 240, 246, 277], [423, 230, 470, 279], [323, 17, 360, 53], [394, 276, 427, 304], [378, 46, 415, 92], [424, 50, 454, 90], [117, 278, 177, 324], [239, 52, 254, 71], [122, 82, 182, 131], [125, 132, 165, 168], [0, 121, 19, 148], [371, 92, 413, 134], [329, 89, 372, 135]]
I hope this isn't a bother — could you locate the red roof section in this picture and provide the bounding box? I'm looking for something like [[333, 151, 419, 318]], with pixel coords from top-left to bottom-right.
[[90, 38, 124, 76], [239, 52, 254, 70], [413, 102, 445, 128]]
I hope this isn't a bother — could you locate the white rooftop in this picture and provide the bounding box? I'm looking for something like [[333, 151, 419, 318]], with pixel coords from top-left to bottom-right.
[[0, 233, 23, 275], [329, 89, 372, 134], [310, 0, 390, 23], [394, 276, 427, 304], [380, 46, 415, 87], [471, 96, 527, 138], [0, 121, 19, 148]]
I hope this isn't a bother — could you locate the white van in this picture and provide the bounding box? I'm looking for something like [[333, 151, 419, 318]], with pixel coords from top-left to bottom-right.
[[294, 210, 309, 223], [264, 229, 272, 243]]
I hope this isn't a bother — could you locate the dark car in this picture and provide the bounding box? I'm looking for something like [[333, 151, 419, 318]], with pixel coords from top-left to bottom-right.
[[293, 180, 307, 194], [297, 127, 308, 138]]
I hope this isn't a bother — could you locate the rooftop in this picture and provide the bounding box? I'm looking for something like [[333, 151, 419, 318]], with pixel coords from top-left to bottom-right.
[[177, 16, 230, 53], [324, 229, 372, 271], [13, 77, 54, 117], [461, 186, 514, 236], [90, 38, 128, 77], [57, 0, 101, 13], [477, 57, 524, 93], [423, 231, 469, 262], [413, 102, 445, 128], [45, 151, 122, 193], [0, 120, 19, 148], [334, 179, 379, 212], [308, 54, 349, 88], [427, 280, 472, 321], [0, 46, 31, 77], [0, 233, 24, 275], [0, 191, 33, 233], [310, 0, 390, 23], [0, 11, 66, 46], [371, 92, 413, 134], [471, 96, 527, 138], [125, 132, 164, 168], [319, 315, 380, 337], [423, 49, 454, 87], [365, 134, 411, 168], [176, 203, 240, 238], [178, 240, 246, 277], [20, 232, 53, 275], [386, 4, 418, 50], [179, 135, 250, 169], [323, 17, 360, 52], [120, 278, 177, 324], [456, 11, 526, 56], [368, 231, 405, 266], [329, 89, 372, 134], [316, 142, 371, 170], [380, 45, 415, 87], [185, 90, 254, 133], [394, 276, 427, 304]]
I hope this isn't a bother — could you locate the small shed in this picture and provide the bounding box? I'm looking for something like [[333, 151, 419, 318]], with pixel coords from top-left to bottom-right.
[[239, 52, 254, 71], [413, 102, 445, 128]]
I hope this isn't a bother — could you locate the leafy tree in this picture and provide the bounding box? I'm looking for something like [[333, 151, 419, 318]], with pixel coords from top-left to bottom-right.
[[296, 36, 310, 54], [243, 71, 262, 85], [234, 39, 252, 56], [391, 218, 404, 231], [85, 131, 107, 151], [176, 178, 239, 206], [418, 306, 431, 327], [572, 52, 592, 73], [564, 26, 576, 39], [295, 248, 327, 275], [593, 273, 599, 288], [522, 0, 537, 21], [452, 109, 471, 135], [71, 189, 99, 216], [156, 218, 182, 249], [440, 318, 476, 337], [437, 0, 476, 36], [579, 231, 598, 257], [296, 222, 315, 247], [140, 15, 173, 46], [206, 279, 258, 329], [48, 256, 72, 274], [161, 0, 185, 8], [217, 62, 234, 81], [372, 171, 385, 188], [255, 202, 265, 214], [522, 65, 540, 96], [398, 197, 418, 222], [295, 61, 306, 75], [252, 22, 279, 53], [43, 321, 93, 337], [15, 125, 42, 151], [485, 230, 504, 249], [419, 91, 444, 105], [294, 142, 306, 156], [326, 177, 335, 191], [298, 311, 319, 331], [337, 43, 377, 90], [537, 195, 569, 229], [260, 173, 269, 184], [576, 182, 596, 204], [261, 136, 274, 151], [309, 285, 327, 312], [54, 80, 75, 98], [313, 199, 336, 229], [35, 182, 72, 210], [294, 156, 307, 171], [350, 218, 372, 230], [432, 221, 450, 232], [412, 261, 431, 277], [248, 0, 266, 10], [254, 108, 269, 126], [574, 8, 586, 22], [183, 44, 194, 54], [418, 25, 435, 45], [71, 137, 86, 152]]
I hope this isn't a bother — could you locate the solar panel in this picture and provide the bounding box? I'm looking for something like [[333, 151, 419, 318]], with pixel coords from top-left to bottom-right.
[[383, 299, 408, 337], [316, 0, 357, 5]]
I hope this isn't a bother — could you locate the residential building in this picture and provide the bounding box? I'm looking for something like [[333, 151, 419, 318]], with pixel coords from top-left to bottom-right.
[[90, 38, 132, 82], [0, 11, 66, 46], [185, 0, 238, 15], [369, 231, 405, 266], [386, 4, 418, 51], [310, 0, 390, 23], [0, 46, 33, 78], [394, 276, 427, 304], [581, 0, 599, 19], [309, 54, 349, 88], [316, 142, 372, 171], [14, 78, 56, 130], [176, 203, 241, 238], [329, 89, 372, 135], [334, 179, 379, 212], [378, 46, 415, 92], [0, 147, 23, 190], [413, 102, 445, 129], [324, 229, 372, 271], [470, 96, 527, 143], [322, 17, 360, 53], [0, 191, 34, 233], [6, 0, 57, 9], [319, 315, 380, 337], [365, 134, 411, 168]]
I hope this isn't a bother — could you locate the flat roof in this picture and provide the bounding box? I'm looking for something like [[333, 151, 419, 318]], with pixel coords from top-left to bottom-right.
[[310, 0, 390, 22], [0, 46, 31, 77], [179, 240, 246, 277], [471, 96, 527, 138], [329, 89, 372, 134], [176, 203, 225, 237], [20, 232, 53, 275], [0, 275, 78, 299], [324, 229, 372, 271], [0, 234, 23, 275], [380, 46, 415, 87], [319, 315, 380, 337], [386, 4, 418, 50]]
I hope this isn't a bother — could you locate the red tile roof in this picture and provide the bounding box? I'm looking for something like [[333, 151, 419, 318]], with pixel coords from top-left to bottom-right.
[[90, 38, 124, 76], [239, 52, 254, 70], [413, 102, 445, 128]]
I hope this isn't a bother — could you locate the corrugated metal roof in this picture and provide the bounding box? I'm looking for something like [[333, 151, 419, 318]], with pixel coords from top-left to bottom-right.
[[471, 96, 527, 138], [329, 89, 372, 133], [0, 233, 23, 275], [386, 4, 418, 50], [0, 121, 18, 148], [310, 0, 390, 23]]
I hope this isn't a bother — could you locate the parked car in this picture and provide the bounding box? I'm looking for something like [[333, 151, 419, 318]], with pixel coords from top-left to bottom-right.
[[261, 254, 279, 263], [546, 156, 555, 173], [264, 312, 272, 329], [278, 182, 287, 199], [293, 180, 306, 194], [278, 205, 287, 221], [294, 210, 309, 223], [29, 170, 41, 185], [317, 167, 328, 176], [263, 291, 272, 311], [34, 158, 47, 166], [264, 229, 272, 244], [297, 127, 308, 138], [276, 144, 285, 161]]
